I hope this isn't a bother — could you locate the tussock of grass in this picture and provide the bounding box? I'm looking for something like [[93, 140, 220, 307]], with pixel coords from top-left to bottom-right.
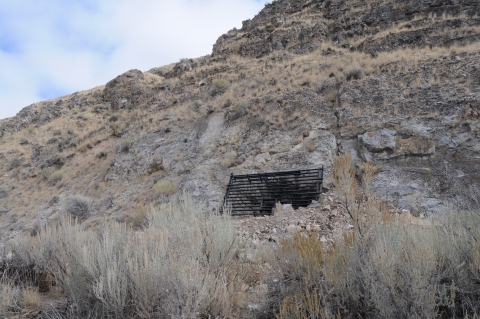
[[153, 180, 176, 195]]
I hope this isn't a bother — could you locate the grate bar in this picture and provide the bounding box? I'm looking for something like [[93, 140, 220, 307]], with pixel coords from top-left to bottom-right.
[[220, 167, 323, 216]]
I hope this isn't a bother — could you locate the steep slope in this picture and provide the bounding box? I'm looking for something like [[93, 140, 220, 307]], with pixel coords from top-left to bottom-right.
[[0, 0, 479, 241]]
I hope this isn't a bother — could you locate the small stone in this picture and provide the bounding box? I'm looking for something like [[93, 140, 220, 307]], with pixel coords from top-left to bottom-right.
[[347, 224, 354, 230], [320, 236, 328, 243], [322, 205, 331, 211]]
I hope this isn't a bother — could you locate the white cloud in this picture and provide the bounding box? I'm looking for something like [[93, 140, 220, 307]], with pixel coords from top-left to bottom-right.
[[0, 0, 269, 120]]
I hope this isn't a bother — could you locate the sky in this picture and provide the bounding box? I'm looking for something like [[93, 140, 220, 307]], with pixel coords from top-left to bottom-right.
[[0, 0, 270, 120]]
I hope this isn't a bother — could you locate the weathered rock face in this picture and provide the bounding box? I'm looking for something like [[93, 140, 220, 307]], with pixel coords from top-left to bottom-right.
[[213, 0, 480, 58], [360, 129, 397, 153], [103, 69, 154, 110]]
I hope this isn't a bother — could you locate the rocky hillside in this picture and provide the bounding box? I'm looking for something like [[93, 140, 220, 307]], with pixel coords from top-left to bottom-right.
[[1, 0, 479, 241]]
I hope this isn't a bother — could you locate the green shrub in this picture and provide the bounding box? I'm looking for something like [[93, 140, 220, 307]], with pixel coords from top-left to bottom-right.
[[41, 167, 55, 180], [96, 151, 108, 159], [77, 114, 88, 121], [191, 99, 203, 107], [302, 76, 313, 87], [153, 180, 176, 195], [344, 65, 363, 80], [92, 104, 105, 113], [119, 139, 132, 152], [213, 79, 230, 91], [50, 170, 64, 182], [234, 99, 250, 110]]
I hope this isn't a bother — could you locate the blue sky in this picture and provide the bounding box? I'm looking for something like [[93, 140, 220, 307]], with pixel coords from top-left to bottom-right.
[[0, 0, 270, 120]]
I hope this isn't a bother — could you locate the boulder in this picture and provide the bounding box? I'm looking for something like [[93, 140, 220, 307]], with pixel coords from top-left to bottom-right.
[[398, 136, 435, 155], [360, 129, 397, 152], [103, 69, 153, 109]]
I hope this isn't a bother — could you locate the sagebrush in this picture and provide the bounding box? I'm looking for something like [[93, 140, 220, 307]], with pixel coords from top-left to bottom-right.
[[10, 194, 253, 318]]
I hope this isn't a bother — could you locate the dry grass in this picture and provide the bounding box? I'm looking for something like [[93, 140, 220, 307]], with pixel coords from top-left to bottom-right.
[[222, 150, 237, 168], [271, 154, 480, 319], [0, 281, 21, 315], [22, 287, 41, 307]]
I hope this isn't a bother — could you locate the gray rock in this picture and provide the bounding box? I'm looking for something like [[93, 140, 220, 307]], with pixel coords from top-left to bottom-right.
[[360, 129, 397, 152], [398, 136, 435, 155]]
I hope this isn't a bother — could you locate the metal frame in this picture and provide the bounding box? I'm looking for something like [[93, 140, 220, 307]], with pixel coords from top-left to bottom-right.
[[220, 167, 323, 216]]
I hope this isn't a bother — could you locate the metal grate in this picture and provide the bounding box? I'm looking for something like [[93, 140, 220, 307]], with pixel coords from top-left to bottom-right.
[[220, 167, 323, 216]]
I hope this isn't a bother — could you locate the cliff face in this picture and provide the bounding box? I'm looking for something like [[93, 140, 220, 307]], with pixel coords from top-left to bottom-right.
[[1, 0, 480, 240]]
